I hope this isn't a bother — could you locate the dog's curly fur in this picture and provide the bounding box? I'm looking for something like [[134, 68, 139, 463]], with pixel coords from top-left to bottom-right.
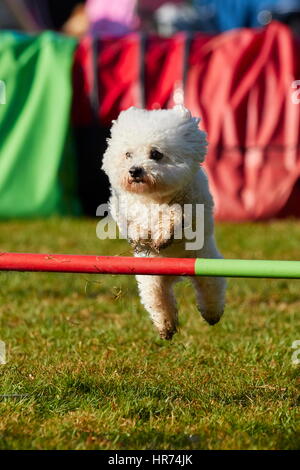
[[102, 105, 226, 339]]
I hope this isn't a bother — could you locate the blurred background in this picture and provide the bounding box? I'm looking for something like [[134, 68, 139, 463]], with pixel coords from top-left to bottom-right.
[[0, 0, 300, 220], [1, 0, 300, 36]]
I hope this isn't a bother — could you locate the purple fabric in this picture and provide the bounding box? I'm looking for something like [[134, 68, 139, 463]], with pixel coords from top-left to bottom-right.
[[86, 0, 138, 36]]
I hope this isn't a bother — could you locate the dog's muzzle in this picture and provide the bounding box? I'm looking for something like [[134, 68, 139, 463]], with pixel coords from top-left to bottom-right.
[[129, 166, 144, 182]]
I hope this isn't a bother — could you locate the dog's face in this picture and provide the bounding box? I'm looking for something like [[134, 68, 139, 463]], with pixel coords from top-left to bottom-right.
[[102, 105, 207, 196]]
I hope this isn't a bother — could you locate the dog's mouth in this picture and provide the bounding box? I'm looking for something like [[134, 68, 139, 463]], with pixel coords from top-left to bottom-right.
[[128, 176, 145, 184], [122, 174, 158, 193]]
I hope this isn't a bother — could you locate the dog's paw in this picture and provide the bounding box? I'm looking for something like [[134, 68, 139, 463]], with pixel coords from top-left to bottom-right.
[[128, 237, 141, 251], [157, 321, 177, 340], [152, 232, 174, 253], [200, 309, 224, 326], [159, 328, 176, 340], [129, 237, 151, 253]]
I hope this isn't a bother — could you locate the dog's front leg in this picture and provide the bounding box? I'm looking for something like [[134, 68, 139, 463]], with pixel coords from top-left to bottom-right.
[[135, 274, 178, 339]]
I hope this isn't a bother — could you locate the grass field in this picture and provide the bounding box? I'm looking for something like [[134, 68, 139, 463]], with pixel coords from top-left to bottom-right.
[[0, 217, 299, 450]]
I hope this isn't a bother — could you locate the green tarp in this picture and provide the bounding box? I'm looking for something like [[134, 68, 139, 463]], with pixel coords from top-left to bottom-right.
[[0, 31, 80, 217]]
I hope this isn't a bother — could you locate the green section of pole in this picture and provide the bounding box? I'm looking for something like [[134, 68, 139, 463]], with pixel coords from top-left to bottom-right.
[[194, 259, 300, 279]]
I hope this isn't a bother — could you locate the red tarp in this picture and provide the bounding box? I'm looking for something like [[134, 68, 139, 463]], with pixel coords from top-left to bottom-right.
[[73, 22, 300, 220]]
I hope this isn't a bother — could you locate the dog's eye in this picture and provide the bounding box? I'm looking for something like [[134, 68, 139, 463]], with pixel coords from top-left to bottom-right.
[[125, 152, 132, 159], [150, 149, 163, 161]]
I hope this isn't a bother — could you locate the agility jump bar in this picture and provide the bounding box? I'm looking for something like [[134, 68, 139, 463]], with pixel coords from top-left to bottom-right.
[[0, 253, 300, 278]]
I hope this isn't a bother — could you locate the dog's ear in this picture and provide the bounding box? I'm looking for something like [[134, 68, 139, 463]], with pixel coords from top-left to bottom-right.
[[173, 105, 192, 120]]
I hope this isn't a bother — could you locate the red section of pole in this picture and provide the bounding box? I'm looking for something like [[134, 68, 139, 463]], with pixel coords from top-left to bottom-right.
[[0, 253, 196, 276]]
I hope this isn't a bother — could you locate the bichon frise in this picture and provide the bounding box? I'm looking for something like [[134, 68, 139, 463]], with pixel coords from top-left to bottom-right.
[[102, 105, 226, 339]]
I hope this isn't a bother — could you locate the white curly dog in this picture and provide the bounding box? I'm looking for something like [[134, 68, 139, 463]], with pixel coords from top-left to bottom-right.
[[102, 105, 226, 339]]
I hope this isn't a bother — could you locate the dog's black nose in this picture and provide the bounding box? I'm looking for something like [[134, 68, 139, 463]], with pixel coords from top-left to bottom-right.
[[129, 166, 143, 178]]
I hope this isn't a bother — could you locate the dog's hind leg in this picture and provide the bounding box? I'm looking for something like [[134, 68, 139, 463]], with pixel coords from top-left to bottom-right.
[[190, 275, 226, 325], [136, 274, 178, 340], [190, 236, 226, 325]]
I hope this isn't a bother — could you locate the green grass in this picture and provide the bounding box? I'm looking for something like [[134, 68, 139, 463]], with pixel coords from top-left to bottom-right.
[[0, 217, 299, 450]]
